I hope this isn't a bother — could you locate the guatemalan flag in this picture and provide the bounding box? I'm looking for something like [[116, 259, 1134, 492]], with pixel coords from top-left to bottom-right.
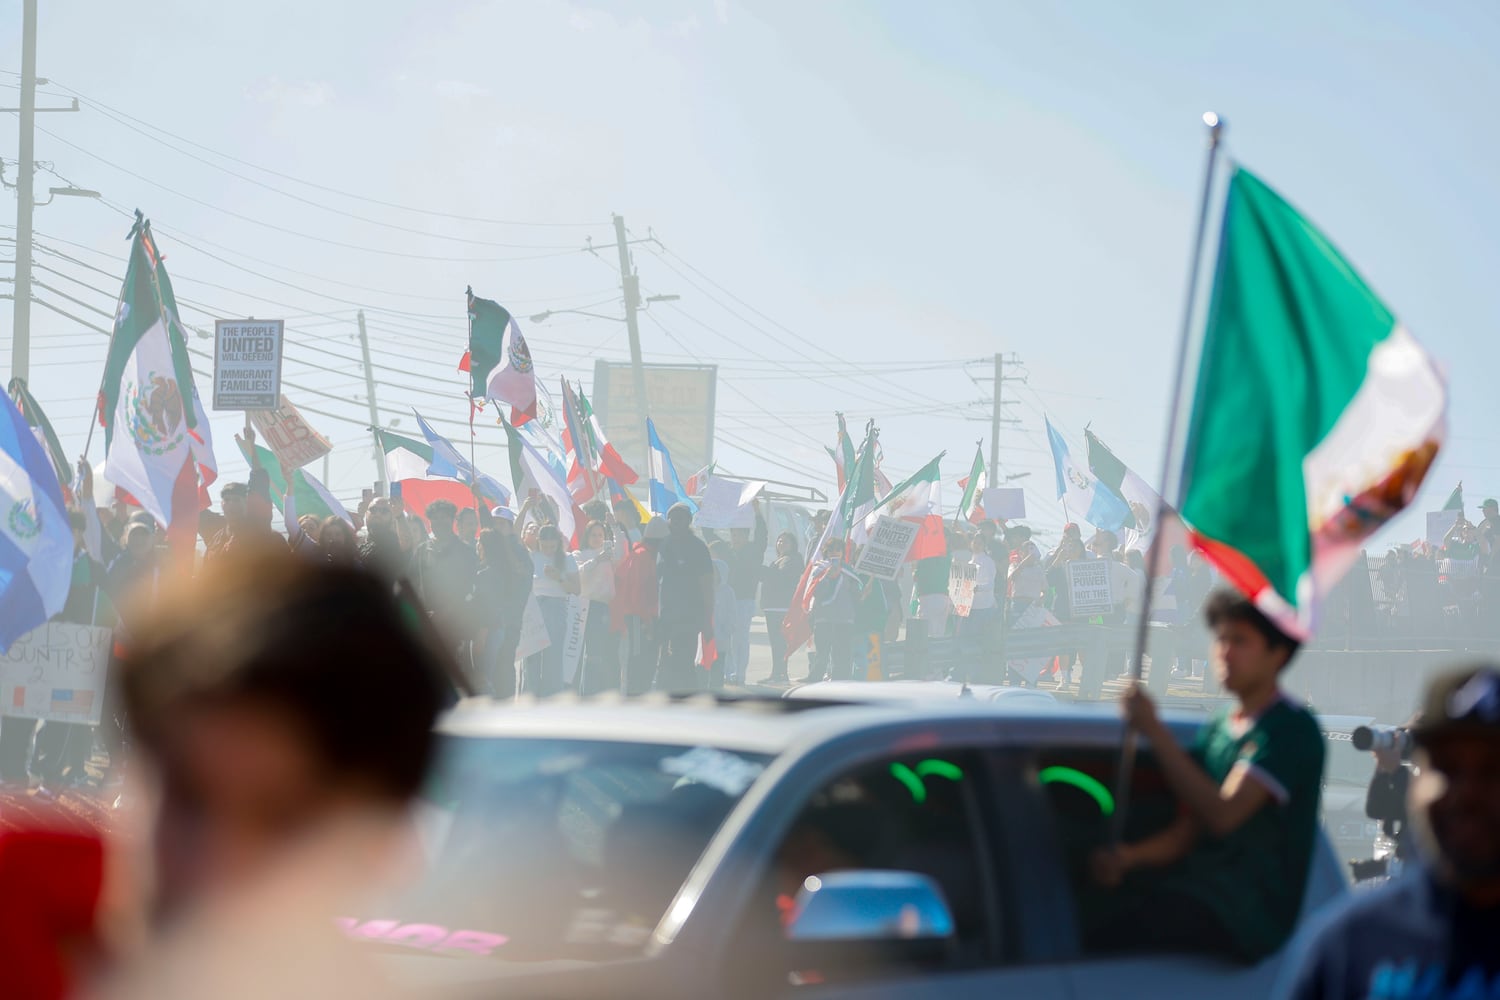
[[647, 418, 696, 516], [1045, 417, 1131, 533], [0, 389, 73, 652]]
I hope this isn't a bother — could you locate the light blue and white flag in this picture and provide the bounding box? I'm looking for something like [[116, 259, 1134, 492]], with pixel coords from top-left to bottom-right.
[[0, 389, 73, 652], [647, 418, 696, 515], [1045, 417, 1131, 533], [412, 410, 512, 507]]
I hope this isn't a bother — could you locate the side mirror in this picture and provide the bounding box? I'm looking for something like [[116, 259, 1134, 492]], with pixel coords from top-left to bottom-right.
[[784, 870, 956, 970]]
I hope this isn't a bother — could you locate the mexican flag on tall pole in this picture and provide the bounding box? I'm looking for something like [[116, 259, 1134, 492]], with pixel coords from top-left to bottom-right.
[[956, 442, 985, 525], [862, 451, 947, 560], [97, 214, 217, 544], [1180, 167, 1446, 638], [459, 287, 537, 426]]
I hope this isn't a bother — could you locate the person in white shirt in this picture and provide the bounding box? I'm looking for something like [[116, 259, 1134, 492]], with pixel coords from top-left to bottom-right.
[[961, 533, 999, 670], [574, 520, 617, 694], [525, 524, 579, 697]]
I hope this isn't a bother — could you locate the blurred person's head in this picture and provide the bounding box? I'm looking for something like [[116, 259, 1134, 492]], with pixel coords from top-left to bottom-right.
[[319, 518, 357, 561], [775, 532, 798, 559], [709, 539, 732, 563], [1204, 589, 1299, 697], [583, 520, 607, 551], [612, 498, 641, 531], [1125, 549, 1146, 574], [364, 498, 393, 532], [521, 521, 541, 550], [116, 553, 449, 920], [1482, 499, 1499, 520], [667, 502, 694, 536], [581, 499, 609, 525], [970, 533, 988, 555], [477, 527, 507, 566], [1062, 523, 1081, 542], [425, 500, 457, 540], [125, 523, 154, 559], [298, 516, 321, 543], [643, 516, 668, 549], [821, 538, 842, 562], [456, 507, 478, 541], [220, 483, 249, 527], [1088, 530, 1118, 557], [537, 524, 564, 568], [1408, 667, 1500, 896]]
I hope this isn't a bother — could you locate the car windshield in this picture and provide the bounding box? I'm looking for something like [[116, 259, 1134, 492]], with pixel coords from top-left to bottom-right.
[[354, 736, 772, 962]]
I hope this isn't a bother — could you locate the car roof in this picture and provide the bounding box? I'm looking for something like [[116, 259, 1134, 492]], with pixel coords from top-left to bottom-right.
[[436, 692, 1199, 757], [786, 680, 1060, 706]]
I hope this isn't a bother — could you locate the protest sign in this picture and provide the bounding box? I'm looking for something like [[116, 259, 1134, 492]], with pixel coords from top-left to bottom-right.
[[1, 622, 111, 725], [249, 395, 333, 472], [854, 516, 920, 580], [948, 562, 977, 618], [1068, 559, 1115, 617], [515, 595, 551, 662], [561, 595, 589, 684], [694, 477, 765, 530], [213, 319, 284, 410], [980, 487, 1026, 520]]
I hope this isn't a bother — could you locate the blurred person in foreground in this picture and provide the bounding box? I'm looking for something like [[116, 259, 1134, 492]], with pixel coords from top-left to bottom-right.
[[95, 551, 451, 1000], [1279, 666, 1500, 999], [1089, 590, 1324, 963]]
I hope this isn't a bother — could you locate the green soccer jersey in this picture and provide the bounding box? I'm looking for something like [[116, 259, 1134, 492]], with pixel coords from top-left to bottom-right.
[[1163, 695, 1326, 961]]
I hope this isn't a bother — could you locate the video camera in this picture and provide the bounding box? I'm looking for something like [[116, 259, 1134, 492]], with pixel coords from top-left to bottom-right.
[[1351, 725, 1413, 759]]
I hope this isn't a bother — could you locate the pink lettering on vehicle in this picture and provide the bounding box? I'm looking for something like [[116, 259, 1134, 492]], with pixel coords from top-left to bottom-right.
[[337, 918, 509, 956]]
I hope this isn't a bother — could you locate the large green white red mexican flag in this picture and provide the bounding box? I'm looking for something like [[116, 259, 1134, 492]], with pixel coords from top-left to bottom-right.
[[99, 217, 217, 534], [1180, 169, 1446, 638]]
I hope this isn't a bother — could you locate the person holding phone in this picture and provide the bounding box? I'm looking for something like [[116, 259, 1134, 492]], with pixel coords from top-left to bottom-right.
[[525, 524, 579, 696]]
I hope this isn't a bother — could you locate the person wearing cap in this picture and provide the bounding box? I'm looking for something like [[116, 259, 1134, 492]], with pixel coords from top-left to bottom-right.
[[1280, 666, 1500, 998], [654, 503, 713, 693], [1089, 589, 1325, 962]]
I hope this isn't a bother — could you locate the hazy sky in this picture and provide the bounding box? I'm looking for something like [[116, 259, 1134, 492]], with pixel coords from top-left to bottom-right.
[[3, 0, 1497, 544]]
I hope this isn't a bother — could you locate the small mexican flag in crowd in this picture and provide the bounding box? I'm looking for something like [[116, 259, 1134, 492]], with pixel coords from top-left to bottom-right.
[[1180, 168, 1447, 638]]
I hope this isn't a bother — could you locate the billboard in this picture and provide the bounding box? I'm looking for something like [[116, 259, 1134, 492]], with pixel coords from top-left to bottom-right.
[[592, 361, 716, 478]]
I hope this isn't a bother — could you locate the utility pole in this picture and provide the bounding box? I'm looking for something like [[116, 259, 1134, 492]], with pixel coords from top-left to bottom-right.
[[613, 213, 650, 473], [10, 0, 37, 383], [356, 310, 387, 495], [990, 353, 1003, 476]]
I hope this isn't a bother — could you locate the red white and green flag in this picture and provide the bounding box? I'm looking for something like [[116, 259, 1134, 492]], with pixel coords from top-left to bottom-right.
[[459, 287, 537, 425], [1180, 168, 1447, 638], [863, 452, 947, 561], [824, 412, 856, 494], [98, 216, 216, 533], [956, 444, 986, 524]]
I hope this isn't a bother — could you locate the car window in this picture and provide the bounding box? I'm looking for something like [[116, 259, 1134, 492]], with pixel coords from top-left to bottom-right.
[[358, 736, 771, 962], [1029, 746, 1185, 959], [727, 749, 998, 989]]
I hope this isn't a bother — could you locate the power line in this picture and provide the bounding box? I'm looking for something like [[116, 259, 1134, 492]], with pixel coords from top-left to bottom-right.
[[42, 76, 606, 229]]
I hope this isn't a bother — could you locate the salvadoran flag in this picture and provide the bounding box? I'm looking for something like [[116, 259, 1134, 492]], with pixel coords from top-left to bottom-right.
[[647, 418, 696, 515], [0, 389, 73, 652]]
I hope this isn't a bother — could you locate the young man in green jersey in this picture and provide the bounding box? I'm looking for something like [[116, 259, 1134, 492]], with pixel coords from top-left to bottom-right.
[[1090, 589, 1326, 962]]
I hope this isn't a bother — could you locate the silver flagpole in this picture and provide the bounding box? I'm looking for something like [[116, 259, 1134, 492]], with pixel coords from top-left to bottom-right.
[[1109, 112, 1225, 845]]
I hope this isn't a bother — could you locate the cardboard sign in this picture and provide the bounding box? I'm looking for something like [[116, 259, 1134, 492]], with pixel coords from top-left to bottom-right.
[[248, 395, 333, 472], [694, 477, 764, 530], [213, 319, 284, 410], [1, 622, 111, 725], [1067, 559, 1114, 617], [948, 562, 977, 618], [854, 516, 920, 580], [980, 487, 1026, 520], [514, 595, 551, 662], [561, 595, 589, 685]]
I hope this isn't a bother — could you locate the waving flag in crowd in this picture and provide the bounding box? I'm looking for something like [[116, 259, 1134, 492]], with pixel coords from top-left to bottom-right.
[[1046, 418, 1130, 532], [1084, 428, 1175, 554], [559, 379, 598, 502], [99, 215, 217, 541], [575, 386, 637, 486], [647, 418, 695, 515], [503, 416, 579, 542], [863, 452, 947, 560], [376, 426, 490, 518], [460, 287, 537, 425], [1179, 168, 1446, 638], [412, 411, 511, 507], [956, 443, 986, 525], [7, 378, 74, 506], [0, 388, 73, 652], [235, 439, 351, 527], [825, 412, 856, 494]]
